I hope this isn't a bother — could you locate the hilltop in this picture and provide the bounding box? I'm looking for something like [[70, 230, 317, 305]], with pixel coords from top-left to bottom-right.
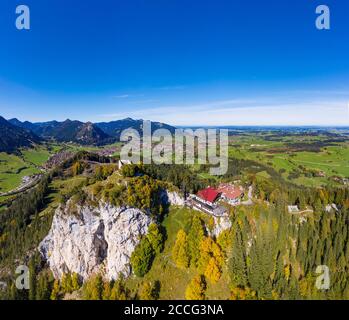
[[95, 118, 176, 140]]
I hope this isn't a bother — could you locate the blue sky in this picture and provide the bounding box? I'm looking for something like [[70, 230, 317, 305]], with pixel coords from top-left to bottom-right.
[[0, 0, 348, 125]]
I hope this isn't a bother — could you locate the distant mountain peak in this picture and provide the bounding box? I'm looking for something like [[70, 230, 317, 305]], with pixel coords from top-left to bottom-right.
[[95, 118, 175, 139], [8, 117, 20, 123], [0, 116, 8, 124], [0, 116, 41, 152]]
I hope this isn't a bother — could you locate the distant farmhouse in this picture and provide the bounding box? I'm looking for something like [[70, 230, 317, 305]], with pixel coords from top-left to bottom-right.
[[287, 205, 314, 215], [287, 205, 300, 214]]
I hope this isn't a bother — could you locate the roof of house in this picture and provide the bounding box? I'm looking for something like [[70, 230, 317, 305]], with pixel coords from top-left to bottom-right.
[[288, 205, 299, 213], [197, 187, 220, 203], [216, 183, 243, 200]]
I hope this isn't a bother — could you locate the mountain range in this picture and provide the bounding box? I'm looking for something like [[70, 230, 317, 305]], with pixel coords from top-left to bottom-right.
[[0, 116, 42, 152], [0, 116, 175, 152], [95, 117, 175, 139]]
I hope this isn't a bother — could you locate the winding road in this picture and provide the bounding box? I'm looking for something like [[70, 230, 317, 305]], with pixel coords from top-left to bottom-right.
[[0, 174, 42, 197]]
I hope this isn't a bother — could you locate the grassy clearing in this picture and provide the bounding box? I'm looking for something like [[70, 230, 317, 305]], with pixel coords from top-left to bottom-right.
[[125, 207, 231, 299], [36, 176, 89, 219], [51, 176, 88, 194]]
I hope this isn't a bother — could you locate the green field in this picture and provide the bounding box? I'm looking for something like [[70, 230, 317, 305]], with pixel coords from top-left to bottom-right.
[[0, 145, 56, 194], [21, 146, 51, 166], [228, 132, 349, 187], [292, 146, 349, 176], [0, 153, 39, 193]]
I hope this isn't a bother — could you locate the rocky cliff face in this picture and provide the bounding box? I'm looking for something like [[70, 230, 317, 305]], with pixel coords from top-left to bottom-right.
[[208, 216, 232, 238], [161, 190, 185, 206], [39, 202, 152, 281]]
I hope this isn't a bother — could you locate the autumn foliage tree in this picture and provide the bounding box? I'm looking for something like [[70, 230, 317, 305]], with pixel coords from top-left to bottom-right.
[[94, 164, 116, 180], [197, 237, 224, 283], [109, 278, 129, 300], [138, 281, 159, 300], [102, 282, 112, 300], [72, 161, 84, 176], [82, 275, 103, 300], [230, 286, 256, 300], [172, 229, 190, 269], [185, 275, 206, 300], [205, 257, 221, 284], [187, 216, 205, 267], [50, 280, 60, 300]]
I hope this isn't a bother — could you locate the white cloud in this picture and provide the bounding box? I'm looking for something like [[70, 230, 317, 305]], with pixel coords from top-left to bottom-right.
[[113, 94, 130, 98], [98, 98, 349, 126]]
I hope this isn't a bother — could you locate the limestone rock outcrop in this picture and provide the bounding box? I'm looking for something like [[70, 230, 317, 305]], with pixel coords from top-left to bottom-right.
[[39, 202, 152, 281], [161, 190, 185, 206], [208, 216, 232, 238]]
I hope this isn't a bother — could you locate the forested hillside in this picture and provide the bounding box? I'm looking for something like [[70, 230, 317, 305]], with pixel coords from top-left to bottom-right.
[[0, 116, 41, 153], [0, 153, 348, 300]]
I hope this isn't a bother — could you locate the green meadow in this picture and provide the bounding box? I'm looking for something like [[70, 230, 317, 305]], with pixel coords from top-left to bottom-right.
[[21, 146, 52, 166], [228, 132, 349, 187], [0, 153, 39, 193], [0, 145, 53, 194], [124, 206, 231, 299]]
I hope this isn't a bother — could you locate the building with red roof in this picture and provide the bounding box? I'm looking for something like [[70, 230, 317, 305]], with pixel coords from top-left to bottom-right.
[[216, 183, 244, 205], [188, 186, 227, 216], [197, 187, 221, 204]]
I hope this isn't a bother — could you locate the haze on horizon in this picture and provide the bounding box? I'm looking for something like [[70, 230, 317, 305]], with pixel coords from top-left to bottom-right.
[[0, 0, 348, 126]]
